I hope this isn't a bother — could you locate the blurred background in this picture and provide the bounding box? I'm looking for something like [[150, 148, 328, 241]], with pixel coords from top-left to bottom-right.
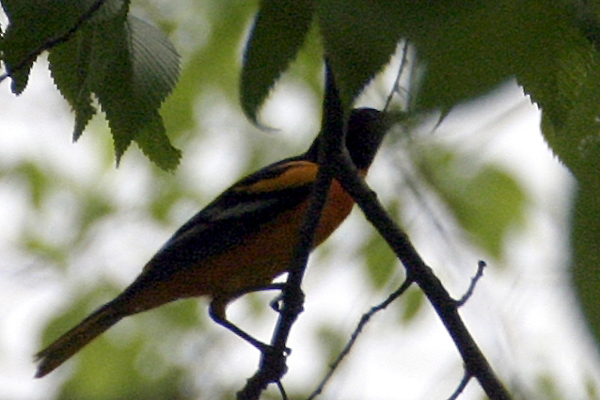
[[1, 1, 597, 399]]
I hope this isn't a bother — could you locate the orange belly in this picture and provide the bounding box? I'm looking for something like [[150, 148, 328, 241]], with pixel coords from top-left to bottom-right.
[[175, 178, 354, 297]]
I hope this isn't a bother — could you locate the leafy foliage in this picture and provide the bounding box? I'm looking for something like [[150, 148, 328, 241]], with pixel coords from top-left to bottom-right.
[[1, 0, 181, 169], [240, 0, 315, 122], [316, 0, 404, 110], [1, 0, 98, 93], [417, 144, 527, 261], [363, 227, 397, 289]]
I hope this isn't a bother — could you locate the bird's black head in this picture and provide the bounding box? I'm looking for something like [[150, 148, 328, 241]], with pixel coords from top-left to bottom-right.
[[305, 107, 387, 170], [345, 108, 387, 170]]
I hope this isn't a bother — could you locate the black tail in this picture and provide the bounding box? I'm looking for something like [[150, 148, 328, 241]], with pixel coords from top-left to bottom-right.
[[35, 301, 125, 378]]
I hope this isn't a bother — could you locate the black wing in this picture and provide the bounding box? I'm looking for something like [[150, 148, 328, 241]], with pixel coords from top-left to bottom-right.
[[143, 159, 316, 281]]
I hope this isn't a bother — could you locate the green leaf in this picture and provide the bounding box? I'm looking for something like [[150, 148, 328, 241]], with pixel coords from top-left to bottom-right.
[[516, 1, 600, 183], [78, 194, 115, 234], [536, 373, 562, 400], [393, 0, 600, 180], [48, 13, 181, 145], [240, 0, 315, 122], [128, 16, 181, 112], [80, 13, 180, 168], [586, 376, 600, 400], [3, 0, 181, 169], [572, 178, 600, 349], [48, 28, 96, 140], [61, 325, 185, 400], [0, 0, 123, 94], [134, 114, 182, 171], [400, 287, 424, 324], [510, 2, 600, 348], [317, 0, 403, 110], [316, 324, 346, 366], [15, 161, 49, 208], [1, 0, 79, 93], [371, 0, 597, 118], [419, 145, 527, 260], [155, 299, 201, 329], [363, 233, 396, 289], [23, 236, 66, 265], [84, 8, 138, 160], [404, 0, 519, 111], [363, 207, 398, 289]]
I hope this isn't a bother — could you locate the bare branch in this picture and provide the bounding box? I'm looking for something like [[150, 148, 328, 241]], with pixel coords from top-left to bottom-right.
[[277, 380, 289, 400], [307, 278, 413, 400], [383, 41, 409, 112], [456, 260, 487, 307], [447, 370, 472, 400]]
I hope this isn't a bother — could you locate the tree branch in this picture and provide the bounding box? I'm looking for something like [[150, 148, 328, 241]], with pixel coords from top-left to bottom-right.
[[237, 64, 344, 400], [332, 152, 512, 400]]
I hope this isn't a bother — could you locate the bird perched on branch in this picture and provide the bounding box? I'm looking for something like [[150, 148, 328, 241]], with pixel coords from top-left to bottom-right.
[[35, 107, 386, 378]]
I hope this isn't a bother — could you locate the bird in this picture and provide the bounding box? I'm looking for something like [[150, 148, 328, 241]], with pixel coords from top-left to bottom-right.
[[34, 107, 386, 378]]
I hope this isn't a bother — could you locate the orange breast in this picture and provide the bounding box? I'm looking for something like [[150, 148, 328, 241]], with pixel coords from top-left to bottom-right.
[[172, 180, 350, 291], [197, 179, 352, 292]]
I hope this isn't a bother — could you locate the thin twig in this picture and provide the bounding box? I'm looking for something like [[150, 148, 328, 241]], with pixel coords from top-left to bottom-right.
[[277, 380, 289, 400], [383, 41, 409, 112], [456, 260, 487, 307], [307, 278, 413, 400], [448, 370, 472, 400], [0, 0, 107, 85]]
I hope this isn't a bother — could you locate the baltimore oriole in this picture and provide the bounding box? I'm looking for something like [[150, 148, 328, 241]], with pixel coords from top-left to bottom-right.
[[35, 107, 386, 378]]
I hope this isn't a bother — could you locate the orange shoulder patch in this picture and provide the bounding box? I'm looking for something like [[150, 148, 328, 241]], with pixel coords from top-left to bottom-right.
[[235, 161, 318, 193]]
